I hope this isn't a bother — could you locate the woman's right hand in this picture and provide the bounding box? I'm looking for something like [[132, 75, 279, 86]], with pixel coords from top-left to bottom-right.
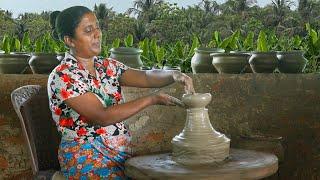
[[151, 92, 184, 107]]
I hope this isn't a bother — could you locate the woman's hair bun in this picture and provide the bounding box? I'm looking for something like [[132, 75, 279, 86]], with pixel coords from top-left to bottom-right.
[[50, 11, 61, 40], [49, 11, 61, 29]]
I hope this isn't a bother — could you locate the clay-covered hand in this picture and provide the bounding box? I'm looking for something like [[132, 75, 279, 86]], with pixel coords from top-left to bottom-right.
[[152, 92, 185, 107], [172, 71, 195, 94]]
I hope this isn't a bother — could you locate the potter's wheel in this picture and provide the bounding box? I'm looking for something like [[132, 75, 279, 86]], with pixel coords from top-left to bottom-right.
[[124, 148, 278, 180]]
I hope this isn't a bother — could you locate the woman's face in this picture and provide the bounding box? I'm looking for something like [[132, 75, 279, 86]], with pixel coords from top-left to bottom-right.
[[71, 12, 102, 58]]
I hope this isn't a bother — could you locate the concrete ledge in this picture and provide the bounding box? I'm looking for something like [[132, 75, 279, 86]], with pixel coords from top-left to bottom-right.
[[0, 74, 319, 179]]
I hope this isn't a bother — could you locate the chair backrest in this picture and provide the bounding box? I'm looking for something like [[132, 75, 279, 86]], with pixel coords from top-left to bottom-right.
[[11, 85, 60, 175]]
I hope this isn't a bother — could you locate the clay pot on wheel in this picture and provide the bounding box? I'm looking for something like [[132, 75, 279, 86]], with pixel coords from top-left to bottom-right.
[[172, 93, 230, 165]]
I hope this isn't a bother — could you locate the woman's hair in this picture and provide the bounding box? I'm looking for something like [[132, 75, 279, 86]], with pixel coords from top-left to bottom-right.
[[50, 6, 92, 40]]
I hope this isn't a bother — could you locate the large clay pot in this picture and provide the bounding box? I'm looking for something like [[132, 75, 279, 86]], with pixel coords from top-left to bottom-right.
[[28, 53, 60, 74], [277, 51, 307, 73], [191, 47, 225, 73], [0, 54, 30, 74], [211, 52, 250, 74], [172, 93, 230, 165], [109, 47, 143, 69], [249, 52, 278, 73], [230, 51, 253, 73]]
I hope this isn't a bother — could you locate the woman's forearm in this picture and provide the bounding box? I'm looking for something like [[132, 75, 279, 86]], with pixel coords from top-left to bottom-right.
[[95, 95, 155, 126], [144, 69, 177, 88]]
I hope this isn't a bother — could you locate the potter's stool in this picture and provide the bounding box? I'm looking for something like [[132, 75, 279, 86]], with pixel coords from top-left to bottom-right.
[[125, 149, 278, 180]]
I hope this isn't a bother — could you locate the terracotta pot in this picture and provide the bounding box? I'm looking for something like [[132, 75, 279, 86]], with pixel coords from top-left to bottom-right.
[[28, 53, 60, 74], [0, 54, 30, 74], [211, 52, 250, 74], [277, 51, 307, 73], [191, 47, 225, 73], [249, 52, 278, 73], [109, 47, 143, 69]]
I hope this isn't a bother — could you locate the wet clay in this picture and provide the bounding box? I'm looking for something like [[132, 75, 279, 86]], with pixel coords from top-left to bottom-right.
[[171, 93, 230, 165]]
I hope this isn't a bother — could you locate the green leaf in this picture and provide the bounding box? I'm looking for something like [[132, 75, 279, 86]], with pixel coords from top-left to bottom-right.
[[229, 30, 240, 50], [124, 34, 133, 47], [14, 38, 21, 52], [188, 35, 200, 57], [156, 47, 165, 66], [310, 29, 318, 45], [173, 41, 184, 59], [292, 35, 302, 49], [219, 36, 232, 50], [112, 38, 120, 48], [257, 30, 267, 52], [2, 35, 11, 54], [140, 38, 149, 58], [35, 38, 42, 53], [214, 31, 221, 45], [244, 32, 254, 51], [150, 38, 157, 56], [21, 32, 31, 52]]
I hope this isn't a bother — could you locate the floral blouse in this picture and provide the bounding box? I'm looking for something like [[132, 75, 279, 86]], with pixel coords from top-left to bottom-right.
[[48, 52, 130, 145]]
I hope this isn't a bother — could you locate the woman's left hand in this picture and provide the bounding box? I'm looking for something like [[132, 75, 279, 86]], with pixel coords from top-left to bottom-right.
[[172, 71, 195, 94]]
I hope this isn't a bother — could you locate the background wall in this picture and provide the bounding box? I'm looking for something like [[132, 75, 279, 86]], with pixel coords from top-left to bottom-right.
[[0, 74, 319, 179]]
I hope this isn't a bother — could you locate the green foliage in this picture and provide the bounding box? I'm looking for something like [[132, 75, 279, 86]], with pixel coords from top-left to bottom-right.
[[218, 30, 240, 52], [100, 45, 109, 57], [243, 32, 255, 51], [257, 30, 268, 52], [124, 34, 134, 47], [2, 35, 11, 54], [208, 31, 221, 48], [34, 32, 62, 53], [21, 32, 32, 52], [188, 35, 200, 57], [304, 23, 320, 73], [112, 38, 120, 48]]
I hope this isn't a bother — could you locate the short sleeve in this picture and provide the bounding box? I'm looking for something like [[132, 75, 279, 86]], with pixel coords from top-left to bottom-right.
[[48, 70, 89, 102], [108, 58, 129, 79]]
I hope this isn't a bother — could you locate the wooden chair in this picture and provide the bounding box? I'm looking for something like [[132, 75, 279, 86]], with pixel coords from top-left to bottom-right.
[[11, 85, 64, 179]]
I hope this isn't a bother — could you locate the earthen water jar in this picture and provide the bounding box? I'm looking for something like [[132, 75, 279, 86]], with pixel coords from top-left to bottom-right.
[[277, 51, 307, 73], [109, 47, 143, 69], [191, 47, 225, 73]]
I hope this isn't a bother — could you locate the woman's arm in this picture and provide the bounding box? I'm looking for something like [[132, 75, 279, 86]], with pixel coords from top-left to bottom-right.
[[65, 91, 175, 126], [119, 68, 195, 93]]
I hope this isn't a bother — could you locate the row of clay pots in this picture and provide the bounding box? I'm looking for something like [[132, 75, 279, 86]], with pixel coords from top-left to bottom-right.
[[191, 48, 308, 74], [0, 47, 144, 74], [0, 52, 63, 74], [0, 47, 145, 74]]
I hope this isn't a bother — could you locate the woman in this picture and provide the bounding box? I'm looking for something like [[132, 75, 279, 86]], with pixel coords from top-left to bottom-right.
[[48, 6, 194, 179]]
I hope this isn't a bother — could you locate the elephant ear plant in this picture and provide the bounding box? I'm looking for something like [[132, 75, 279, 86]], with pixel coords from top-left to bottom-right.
[[248, 30, 279, 73], [304, 23, 320, 73], [139, 37, 166, 70], [0, 34, 30, 74]]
